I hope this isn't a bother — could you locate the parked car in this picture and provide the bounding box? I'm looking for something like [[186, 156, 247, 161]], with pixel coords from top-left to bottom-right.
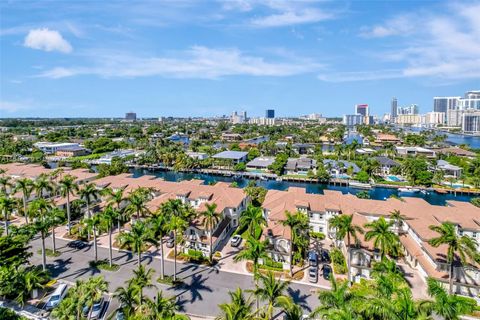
[[83, 297, 104, 319], [320, 249, 331, 263], [308, 266, 318, 283], [308, 251, 318, 267], [166, 237, 175, 248], [67, 240, 87, 250], [230, 235, 242, 247], [116, 310, 126, 320], [322, 264, 332, 280], [45, 284, 68, 310]]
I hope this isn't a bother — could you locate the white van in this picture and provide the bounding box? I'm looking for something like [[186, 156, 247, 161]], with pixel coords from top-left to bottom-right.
[[45, 284, 68, 310]]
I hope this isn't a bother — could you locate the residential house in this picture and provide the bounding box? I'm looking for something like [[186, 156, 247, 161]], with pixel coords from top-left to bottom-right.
[[246, 157, 275, 171], [395, 146, 436, 158], [285, 157, 317, 175], [373, 156, 400, 176], [437, 160, 462, 178]]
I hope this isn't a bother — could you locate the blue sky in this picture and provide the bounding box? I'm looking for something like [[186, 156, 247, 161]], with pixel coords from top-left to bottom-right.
[[1, 0, 479, 118]]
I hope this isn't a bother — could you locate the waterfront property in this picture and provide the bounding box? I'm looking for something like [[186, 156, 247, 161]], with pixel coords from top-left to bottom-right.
[[212, 151, 248, 168], [260, 186, 480, 297], [437, 160, 462, 178], [373, 156, 400, 176], [285, 156, 317, 175], [395, 146, 436, 158], [246, 156, 275, 171]]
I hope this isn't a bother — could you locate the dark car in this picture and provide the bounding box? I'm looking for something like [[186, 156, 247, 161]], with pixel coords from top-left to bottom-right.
[[322, 264, 332, 280], [67, 240, 88, 250], [308, 251, 318, 267], [320, 250, 331, 263]]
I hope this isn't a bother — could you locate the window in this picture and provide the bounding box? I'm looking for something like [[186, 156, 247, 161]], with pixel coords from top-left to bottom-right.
[[459, 230, 464, 236], [473, 232, 477, 238]]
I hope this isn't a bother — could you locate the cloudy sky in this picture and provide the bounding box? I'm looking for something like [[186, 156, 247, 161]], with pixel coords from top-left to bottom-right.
[[1, 0, 479, 118]]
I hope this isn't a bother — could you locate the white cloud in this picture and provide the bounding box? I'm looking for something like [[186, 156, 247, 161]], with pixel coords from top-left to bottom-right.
[[318, 69, 403, 82], [24, 28, 72, 53], [360, 15, 416, 38], [0, 101, 30, 113], [251, 8, 333, 27], [38, 46, 323, 79]]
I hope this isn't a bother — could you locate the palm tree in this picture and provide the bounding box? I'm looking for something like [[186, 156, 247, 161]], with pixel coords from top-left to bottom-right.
[[239, 205, 266, 239], [199, 203, 221, 262], [58, 174, 78, 235], [281, 210, 309, 276], [428, 222, 479, 294], [234, 236, 268, 312], [276, 296, 304, 320], [104, 186, 126, 231], [29, 198, 54, 270], [145, 291, 187, 320], [216, 288, 254, 320], [118, 220, 158, 267], [0, 175, 13, 195], [128, 264, 154, 304], [389, 209, 408, 234], [371, 257, 405, 285], [82, 276, 109, 320], [114, 281, 140, 318], [48, 208, 65, 254], [100, 205, 119, 267], [84, 214, 102, 262], [0, 195, 16, 236], [253, 271, 290, 318], [422, 277, 476, 320], [34, 174, 55, 199], [78, 183, 100, 240], [311, 276, 356, 319], [364, 216, 400, 259], [329, 214, 364, 284], [125, 187, 151, 220], [149, 211, 170, 280], [161, 199, 194, 282], [15, 178, 34, 224], [14, 266, 49, 306]]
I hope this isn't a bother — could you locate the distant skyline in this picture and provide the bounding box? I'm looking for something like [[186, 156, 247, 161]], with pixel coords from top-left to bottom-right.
[[1, 0, 479, 118]]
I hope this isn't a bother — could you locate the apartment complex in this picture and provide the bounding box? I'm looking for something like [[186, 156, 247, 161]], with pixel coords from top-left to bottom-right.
[[261, 187, 480, 296]]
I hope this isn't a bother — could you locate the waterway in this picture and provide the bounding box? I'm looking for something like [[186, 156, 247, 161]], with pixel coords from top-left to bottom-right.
[[404, 127, 480, 149], [130, 168, 476, 206]]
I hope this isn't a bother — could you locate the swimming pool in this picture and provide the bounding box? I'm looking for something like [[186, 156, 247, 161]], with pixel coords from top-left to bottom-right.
[[386, 175, 402, 182]]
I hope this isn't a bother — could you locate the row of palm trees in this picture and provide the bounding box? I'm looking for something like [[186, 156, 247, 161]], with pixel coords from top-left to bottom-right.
[[329, 209, 480, 295]]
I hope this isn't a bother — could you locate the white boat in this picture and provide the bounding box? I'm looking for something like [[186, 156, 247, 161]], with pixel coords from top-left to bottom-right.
[[349, 181, 372, 189], [398, 187, 420, 193], [276, 177, 283, 182]]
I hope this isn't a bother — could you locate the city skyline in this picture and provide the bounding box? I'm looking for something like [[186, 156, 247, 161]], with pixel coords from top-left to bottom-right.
[[1, 0, 479, 118]]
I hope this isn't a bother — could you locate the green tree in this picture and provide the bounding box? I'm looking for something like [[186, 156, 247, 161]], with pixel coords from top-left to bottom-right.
[[364, 217, 401, 259], [329, 214, 364, 284], [199, 203, 221, 263], [428, 222, 479, 294], [239, 205, 266, 239], [99, 205, 120, 267], [78, 183, 100, 240], [149, 211, 170, 280], [29, 198, 53, 270], [128, 264, 154, 304], [58, 174, 78, 235], [281, 210, 309, 276], [83, 213, 102, 262], [216, 288, 254, 320], [0, 196, 16, 236], [125, 187, 151, 220], [14, 178, 34, 224], [119, 220, 158, 267], [252, 271, 290, 318]]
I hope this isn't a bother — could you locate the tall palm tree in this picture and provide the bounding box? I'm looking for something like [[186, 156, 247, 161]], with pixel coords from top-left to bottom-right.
[[329, 214, 364, 285], [311, 276, 357, 319], [149, 211, 170, 280], [48, 208, 65, 254], [15, 177, 34, 224], [422, 277, 476, 320], [114, 281, 140, 318], [281, 210, 309, 276], [216, 288, 254, 320], [276, 296, 304, 320], [364, 216, 400, 259], [128, 264, 154, 304], [29, 198, 54, 270], [389, 209, 408, 234], [125, 187, 151, 220], [253, 271, 290, 318], [161, 199, 194, 282], [78, 183, 100, 240], [199, 202, 221, 263], [118, 220, 158, 267], [100, 205, 119, 267], [58, 174, 78, 235], [84, 214, 102, 262], [14, 266, 50, 306], [145, 291, 186, 320], [0, 195, 16, 236], [234, 236, 268, 312], [104, 186, 126, 231], [239, 205, 266, 239], [34, 174, 55, 199], [428, 222, 479, 294], [0, 175, 13, 195]]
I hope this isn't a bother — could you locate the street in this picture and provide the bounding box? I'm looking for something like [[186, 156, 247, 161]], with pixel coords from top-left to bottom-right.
[[29, 236, 320, 317]]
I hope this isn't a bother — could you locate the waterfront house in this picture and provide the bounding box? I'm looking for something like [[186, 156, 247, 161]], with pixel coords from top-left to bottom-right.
[[436, 160, 462, 178], [373, 156, 400, 176], [323, 159, 360, 176], [212, 151, 248, 168], [285, 156, 317, 175], [395, 146, 436, 158], [246, 157, 275, 171]]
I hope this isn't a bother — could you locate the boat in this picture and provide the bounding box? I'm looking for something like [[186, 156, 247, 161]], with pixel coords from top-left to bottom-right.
[[349, 181, 372, 189], [435, 188, 448, 194], [276, 177, 283, 182], [398, 187, 420, 193]]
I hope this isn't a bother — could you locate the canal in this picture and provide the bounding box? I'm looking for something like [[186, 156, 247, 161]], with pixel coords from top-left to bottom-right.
[[130, 168, 476, 206]]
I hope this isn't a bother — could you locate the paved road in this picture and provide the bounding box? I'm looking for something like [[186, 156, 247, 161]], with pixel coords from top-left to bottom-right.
[[29, 237, 320, 317]]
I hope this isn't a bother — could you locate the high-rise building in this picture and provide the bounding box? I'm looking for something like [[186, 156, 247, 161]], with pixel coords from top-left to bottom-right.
[[465, 90, 480, 99], [433, 97, 460, 116], [424, 112, 445, 127], [265, 109, 275, 118], [231, 111, 247, 124], [343, 114, 364, 127], [462, 111, 480, 134], [125, 112, 137, 121], [355, 104, 369, 116], [398, 104, 419, 115], [391, 97, 398, 119]]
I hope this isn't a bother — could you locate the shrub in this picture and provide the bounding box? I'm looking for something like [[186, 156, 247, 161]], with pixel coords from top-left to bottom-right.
[[187, 249, 205, 262], [331, 248, 347, 274], [310, 231, 326, 240], [263, 257, 283, 270]]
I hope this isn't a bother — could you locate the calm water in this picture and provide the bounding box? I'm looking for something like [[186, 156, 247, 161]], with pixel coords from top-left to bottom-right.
[[131, 168, 476, 206], [405, 127, 480, 149]]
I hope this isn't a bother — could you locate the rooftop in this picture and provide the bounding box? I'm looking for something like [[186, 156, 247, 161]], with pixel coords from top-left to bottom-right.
[[212, 151, 248, 160]]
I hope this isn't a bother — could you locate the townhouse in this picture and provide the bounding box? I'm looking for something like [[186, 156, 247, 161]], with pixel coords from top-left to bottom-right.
[[261, 187, 480, 296], [93, 174, 249, 257]]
